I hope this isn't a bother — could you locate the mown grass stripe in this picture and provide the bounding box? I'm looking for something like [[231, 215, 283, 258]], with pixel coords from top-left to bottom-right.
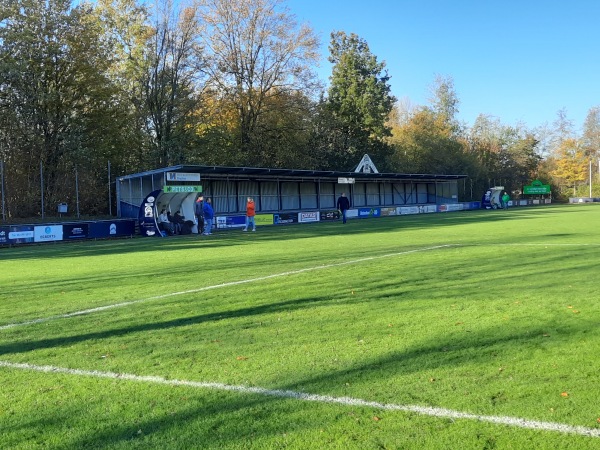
[[0, 244, 454, 331], [1, 360, 598, 438]]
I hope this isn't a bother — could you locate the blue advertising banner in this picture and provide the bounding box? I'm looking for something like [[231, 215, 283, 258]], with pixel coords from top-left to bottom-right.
[[63, 224, 89, 239], [357, 208, 381, 218], [89, 220, 136, 239], [138, 189, 161, 237], [0, 227, 8, 244], [274, 213, 298, 225], [8, 225, 35, 244], [216, 215, 246, 229]]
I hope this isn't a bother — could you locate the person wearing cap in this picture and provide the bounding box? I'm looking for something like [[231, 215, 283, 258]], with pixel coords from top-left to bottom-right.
[[243, 197, 256, 232]]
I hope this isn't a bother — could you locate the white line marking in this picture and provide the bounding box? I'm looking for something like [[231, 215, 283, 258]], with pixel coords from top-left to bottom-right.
[[487, 243, 600, 247], [0, 245, 455, 331], [1, 360, 598, 438]]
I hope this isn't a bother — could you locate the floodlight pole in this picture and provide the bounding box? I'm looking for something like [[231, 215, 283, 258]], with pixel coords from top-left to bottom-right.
[[1, 159, 5, 222], [108, 160, 112, 216], [590, 159, 593, 199], [75, 166, 80, 219], [40, 160, 45, 220]]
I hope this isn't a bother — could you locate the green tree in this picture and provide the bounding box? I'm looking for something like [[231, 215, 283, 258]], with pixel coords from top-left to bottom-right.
[[326, 31, 396, 169], [0, 0, 120, 217]]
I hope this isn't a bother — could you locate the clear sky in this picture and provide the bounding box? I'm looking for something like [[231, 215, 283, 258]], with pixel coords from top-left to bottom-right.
[[286, 0, 600, 132]]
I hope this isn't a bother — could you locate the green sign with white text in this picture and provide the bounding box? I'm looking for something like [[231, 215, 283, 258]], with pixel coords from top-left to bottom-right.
[[163, 185, 203, 193], [523, 180, 551, 195]]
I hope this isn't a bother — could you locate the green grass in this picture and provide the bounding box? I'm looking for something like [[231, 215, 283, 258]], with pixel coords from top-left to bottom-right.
[[1, 204, 600, 449]]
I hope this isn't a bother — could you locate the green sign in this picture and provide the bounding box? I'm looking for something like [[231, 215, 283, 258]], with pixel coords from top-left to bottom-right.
[[255, 214, 274, 225], [163, 185, 203, 193], [523, 180, 551, 195]]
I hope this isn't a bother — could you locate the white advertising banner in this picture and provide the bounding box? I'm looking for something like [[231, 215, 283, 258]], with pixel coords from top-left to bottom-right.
[[34, 225, 63, 242], [166, 172, 201, 182], [298, 211, 320, 223]]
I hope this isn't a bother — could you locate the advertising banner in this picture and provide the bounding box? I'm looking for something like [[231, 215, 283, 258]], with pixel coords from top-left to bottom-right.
[[166, 172, 201, 182], [255, 214, 274, 226], [216, 215, 246, 229], [346, 209, 359, 219], [298, 211, 320, 223], [163, 185, 202, 193], [8, 225, 35, 244], [63, 224, 89, 239], [320, 210, 341, 221], [357, 208, 381, 218], [398, 206, 420, 215], [0, 227, 8, 244], [380, 207, 397, 216], [138, 190, 161, 237], [89, 221, 136, 239], [523, 180, 551, 195], [274, 213, 298, 225], [34, 225, 63, 243], [437, 204, 460, 212]]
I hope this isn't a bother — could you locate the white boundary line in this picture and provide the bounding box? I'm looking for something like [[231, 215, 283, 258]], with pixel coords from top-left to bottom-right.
[[1, 360, 598, 438], [0, 245, 455, 331]]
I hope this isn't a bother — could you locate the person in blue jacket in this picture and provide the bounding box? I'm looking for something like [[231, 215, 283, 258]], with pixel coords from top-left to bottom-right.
[[202, 197, 214, 235]]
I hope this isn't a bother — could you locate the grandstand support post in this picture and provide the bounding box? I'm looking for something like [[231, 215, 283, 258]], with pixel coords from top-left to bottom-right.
[[75, 166, 80, 218], [108, 160, 112, 216]]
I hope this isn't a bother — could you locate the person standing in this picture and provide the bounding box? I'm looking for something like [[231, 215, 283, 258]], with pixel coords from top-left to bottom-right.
[[194, 196, 204, 234], [502, 191, 510, 209], [202, 197, 214, 235], [243, 197, 256, 232], [336, 192, 350, 224]]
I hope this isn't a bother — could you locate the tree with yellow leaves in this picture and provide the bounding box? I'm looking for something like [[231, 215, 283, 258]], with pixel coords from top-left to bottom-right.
[[550, 138, 588, 196]]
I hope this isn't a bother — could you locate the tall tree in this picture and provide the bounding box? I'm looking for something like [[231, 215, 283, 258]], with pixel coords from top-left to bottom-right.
[[197, 0, 320, 162], [582, 106, 600, 160], [94, 0, 152, 172], [0, 0, 118, 217], [144, 1, 205, 166], [326, 31, 396, 169], [550, 138, 587, 196], [428, 74, 460, 132]]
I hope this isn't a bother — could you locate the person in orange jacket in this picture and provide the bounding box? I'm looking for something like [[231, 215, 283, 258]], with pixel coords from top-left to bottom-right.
[[243, 197, 256, 232]]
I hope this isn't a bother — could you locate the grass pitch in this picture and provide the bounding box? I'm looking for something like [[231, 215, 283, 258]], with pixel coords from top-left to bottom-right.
[[1, 204, 600, 449]]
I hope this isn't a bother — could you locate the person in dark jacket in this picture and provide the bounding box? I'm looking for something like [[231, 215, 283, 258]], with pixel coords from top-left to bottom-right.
[[336, 192, 350, 224], [202, 197, 214, 235]]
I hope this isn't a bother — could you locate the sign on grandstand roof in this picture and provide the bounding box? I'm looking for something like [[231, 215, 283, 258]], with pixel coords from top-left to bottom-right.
[[354, 154, 379, 174]]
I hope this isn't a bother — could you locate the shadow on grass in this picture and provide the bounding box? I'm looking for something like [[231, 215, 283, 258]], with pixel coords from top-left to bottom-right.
[[0, 295, 336, 356]]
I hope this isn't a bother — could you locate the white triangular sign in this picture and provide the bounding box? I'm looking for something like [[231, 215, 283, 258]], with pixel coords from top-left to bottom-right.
[[354, 154, 379, 173]]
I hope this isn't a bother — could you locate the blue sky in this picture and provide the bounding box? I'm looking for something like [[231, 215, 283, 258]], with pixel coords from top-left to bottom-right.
[[286, 0, 600, 132]]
